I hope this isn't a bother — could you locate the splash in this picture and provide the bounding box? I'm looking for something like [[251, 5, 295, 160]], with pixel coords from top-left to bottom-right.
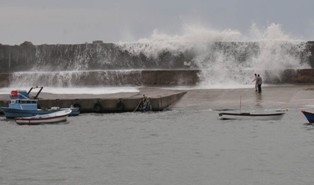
[[119, 23, 310, 88], [4, 23, 311, 89], [9, 70, 143, 87], [119, 24, 242, 58], [0, 86, 139, 95]]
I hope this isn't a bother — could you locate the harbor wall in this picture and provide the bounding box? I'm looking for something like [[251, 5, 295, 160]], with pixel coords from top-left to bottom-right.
[[1, 41, 314, 73], [0, 42, 195, 73], [1, 41, 314, 87], [0, 70, 200, 87], [264, 69, 314, 84], [1, 69, 314, 87]]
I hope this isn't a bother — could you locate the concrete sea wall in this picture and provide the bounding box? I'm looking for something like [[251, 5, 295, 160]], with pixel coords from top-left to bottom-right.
[[1, 68, 314, 87], [0, 69, 201, 87], [1, 41, 314, 87], [1, 41, 314, 73], [0, 42, 195, 73]]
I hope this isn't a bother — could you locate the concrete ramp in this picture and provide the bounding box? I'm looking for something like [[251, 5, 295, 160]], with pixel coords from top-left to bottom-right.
[[0, 88, 187, 113]]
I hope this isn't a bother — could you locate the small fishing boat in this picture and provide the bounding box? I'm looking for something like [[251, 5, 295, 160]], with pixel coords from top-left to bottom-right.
[[15, 109, 72, 125], [219, 111, 286, 120], [0, 87, 80, 118], [219, 96, 286, 120], [301, 110, 314, 123]]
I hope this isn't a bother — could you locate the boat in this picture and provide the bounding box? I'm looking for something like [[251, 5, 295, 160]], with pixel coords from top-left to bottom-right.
[[218, 96, 286, 120], [0, 87, 80, 118], [218, 110, 286, 120], [301, 110, 314, 123], [15, 109, 72, 125], [64, 107, 79, 116]]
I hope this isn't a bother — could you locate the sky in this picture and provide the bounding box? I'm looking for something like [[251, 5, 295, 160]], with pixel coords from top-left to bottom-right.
[[1, 0, 314, 45]]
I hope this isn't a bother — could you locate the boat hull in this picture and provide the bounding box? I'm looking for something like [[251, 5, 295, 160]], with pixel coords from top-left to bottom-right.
[[64, 107, 80, 116], [219, 112, 285, 120], [15, 109, 71, 125], [1, 107, 60, 119], [301, 110, 314, 123], [16, 115, 68, 125], [1, 107, 80, 118]]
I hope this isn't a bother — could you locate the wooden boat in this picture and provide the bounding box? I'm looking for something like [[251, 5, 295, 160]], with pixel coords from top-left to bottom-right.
[[301, 110, 314, 123], [15, 109, 72, 125], [219, 111, 286, 120]]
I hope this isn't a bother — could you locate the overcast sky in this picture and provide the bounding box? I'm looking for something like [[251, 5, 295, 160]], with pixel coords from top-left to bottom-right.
[[1, 0, 314, 45]]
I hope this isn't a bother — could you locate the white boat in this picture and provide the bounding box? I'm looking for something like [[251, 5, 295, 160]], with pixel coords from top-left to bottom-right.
[[218, 110, 286, 120], [15, 109, 72, 125]]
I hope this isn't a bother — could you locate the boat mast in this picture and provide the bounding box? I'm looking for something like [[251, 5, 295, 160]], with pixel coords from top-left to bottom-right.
[[33, 87, 44, 99]]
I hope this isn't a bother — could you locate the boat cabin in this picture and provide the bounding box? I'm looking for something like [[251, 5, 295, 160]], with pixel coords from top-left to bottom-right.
[[9, 89, 39, 110]]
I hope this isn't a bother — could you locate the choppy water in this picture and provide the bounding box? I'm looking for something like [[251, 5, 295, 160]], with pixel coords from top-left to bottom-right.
[[1, 106, 314, 185]]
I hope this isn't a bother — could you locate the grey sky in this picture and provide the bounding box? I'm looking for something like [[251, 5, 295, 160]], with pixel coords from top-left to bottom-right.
[[1, 0, 314, 45]]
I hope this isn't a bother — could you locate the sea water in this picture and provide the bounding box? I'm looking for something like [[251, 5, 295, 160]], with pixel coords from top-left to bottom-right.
[[1, 23, 313, 185], [1, 106, 314, 185]]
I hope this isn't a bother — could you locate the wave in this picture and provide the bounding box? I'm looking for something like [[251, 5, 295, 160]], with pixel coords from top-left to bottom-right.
[[2, 23, 312, 89], [118, 23, 310, 88]]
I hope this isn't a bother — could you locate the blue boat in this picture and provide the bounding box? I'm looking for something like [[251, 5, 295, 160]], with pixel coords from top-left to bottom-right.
[[0, 87, 80, 118], [301, 110, 314, 123]]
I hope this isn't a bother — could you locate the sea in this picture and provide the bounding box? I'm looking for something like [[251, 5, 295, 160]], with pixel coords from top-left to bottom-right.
[[1, 23, 314, 185], [1, 95, 314, 185]]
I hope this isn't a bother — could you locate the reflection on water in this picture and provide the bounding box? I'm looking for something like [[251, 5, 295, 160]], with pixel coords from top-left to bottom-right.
[[304, 123, 314, 130], [255, 92, 263, 107]]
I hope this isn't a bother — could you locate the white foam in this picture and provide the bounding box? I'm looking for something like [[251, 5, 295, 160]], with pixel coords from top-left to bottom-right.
[[5, 23, 311, 90], [0, 87, 139, 95], [119, 23, 310, 88]]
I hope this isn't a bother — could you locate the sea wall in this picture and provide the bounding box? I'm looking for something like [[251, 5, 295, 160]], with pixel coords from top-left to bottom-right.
[[0, 70, 201, 87], [1, 41, 314, 73], [264, 69, 314, 83], [0, 69, 314, 88], [1, 41, 314, 86], [0, 42, 195, 73]]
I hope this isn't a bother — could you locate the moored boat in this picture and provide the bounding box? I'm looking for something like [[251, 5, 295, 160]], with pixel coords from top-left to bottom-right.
[[219, 111, 286, 120], [0, 87, 80, 118], [15, 109, 72, 125], [301, 110, 314, 123]]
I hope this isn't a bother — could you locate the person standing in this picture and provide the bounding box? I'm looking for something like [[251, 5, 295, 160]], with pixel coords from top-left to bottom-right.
[[252, 73, 258, 92], [256, 74, 262, 93]]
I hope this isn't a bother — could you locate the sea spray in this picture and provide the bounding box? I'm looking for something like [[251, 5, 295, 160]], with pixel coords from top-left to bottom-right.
[[119, 23, 310, 88], [9, 70, 143, 87], [4, 23, 311, 88]]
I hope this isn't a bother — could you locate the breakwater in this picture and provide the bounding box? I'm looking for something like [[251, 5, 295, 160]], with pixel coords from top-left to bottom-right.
[[1, 68, 314, 88], [0, 42, 195, 73], [1, 41, 314, 73], [0, 70, 200, 87]]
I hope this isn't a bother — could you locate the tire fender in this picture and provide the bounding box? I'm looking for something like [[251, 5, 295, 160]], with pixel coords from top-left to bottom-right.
[[93, 103, 103, 113]]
